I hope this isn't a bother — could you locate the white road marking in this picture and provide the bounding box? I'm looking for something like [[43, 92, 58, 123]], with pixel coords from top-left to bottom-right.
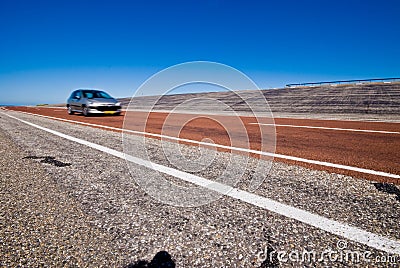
[[7, 109, 400, 180], [249, 122, 400, 134], [2, 111, 400, 255], [26, 106, 400, 123]]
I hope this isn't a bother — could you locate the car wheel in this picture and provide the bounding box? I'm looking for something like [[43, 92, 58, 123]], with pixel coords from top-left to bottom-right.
[[82, 106, 89, 116], [67, 106, 74, 115]]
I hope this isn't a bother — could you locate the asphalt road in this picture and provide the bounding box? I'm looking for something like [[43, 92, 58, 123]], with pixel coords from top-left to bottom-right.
[[1, 108, 400, 267], [8, 106, 400, 184]]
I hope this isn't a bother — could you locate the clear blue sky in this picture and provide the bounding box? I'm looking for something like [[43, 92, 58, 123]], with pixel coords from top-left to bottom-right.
[[0, 0, 399, 105]]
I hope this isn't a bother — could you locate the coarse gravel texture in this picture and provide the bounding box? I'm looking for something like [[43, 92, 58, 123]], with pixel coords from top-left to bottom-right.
[[0, 110, 399, 267], [0, 128, 125, 266]]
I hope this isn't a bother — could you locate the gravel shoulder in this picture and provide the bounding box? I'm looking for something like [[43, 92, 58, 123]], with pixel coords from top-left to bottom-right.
[[0, 127, 125, 266]]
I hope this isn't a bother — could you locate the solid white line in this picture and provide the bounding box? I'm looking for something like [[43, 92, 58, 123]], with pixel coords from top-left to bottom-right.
[[125, 108, 400, 123], [24, 106, 400, 123], [250, 123, 400, 134], [2, 111, 400, 255], [8, 109, 400, 180]]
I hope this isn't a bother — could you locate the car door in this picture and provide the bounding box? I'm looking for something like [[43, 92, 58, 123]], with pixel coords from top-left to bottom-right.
[[70, 90, 82, 110]]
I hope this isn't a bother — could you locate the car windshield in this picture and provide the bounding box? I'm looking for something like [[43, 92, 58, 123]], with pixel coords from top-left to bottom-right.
[[82, 90, 113, 99]]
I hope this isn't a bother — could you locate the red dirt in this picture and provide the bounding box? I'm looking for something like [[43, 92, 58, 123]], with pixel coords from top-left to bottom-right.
[[7, 106, 400, 184]]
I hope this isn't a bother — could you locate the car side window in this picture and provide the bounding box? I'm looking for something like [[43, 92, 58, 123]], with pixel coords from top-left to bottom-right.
[[83, 92, 93, 98], [71, 91, 81, 99]]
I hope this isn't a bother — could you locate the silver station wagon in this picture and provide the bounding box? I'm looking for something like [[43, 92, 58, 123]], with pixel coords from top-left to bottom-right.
[[66, 89, 122, 116]]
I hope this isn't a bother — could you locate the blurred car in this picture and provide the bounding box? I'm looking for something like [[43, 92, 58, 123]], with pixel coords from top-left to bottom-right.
[[66, 89, 122, 116]]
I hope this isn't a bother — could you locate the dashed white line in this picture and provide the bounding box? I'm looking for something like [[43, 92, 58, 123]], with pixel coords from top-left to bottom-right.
[[250, 122, 400, 134], [6, 109, 400, 180], [2, 111, 400, 255]]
